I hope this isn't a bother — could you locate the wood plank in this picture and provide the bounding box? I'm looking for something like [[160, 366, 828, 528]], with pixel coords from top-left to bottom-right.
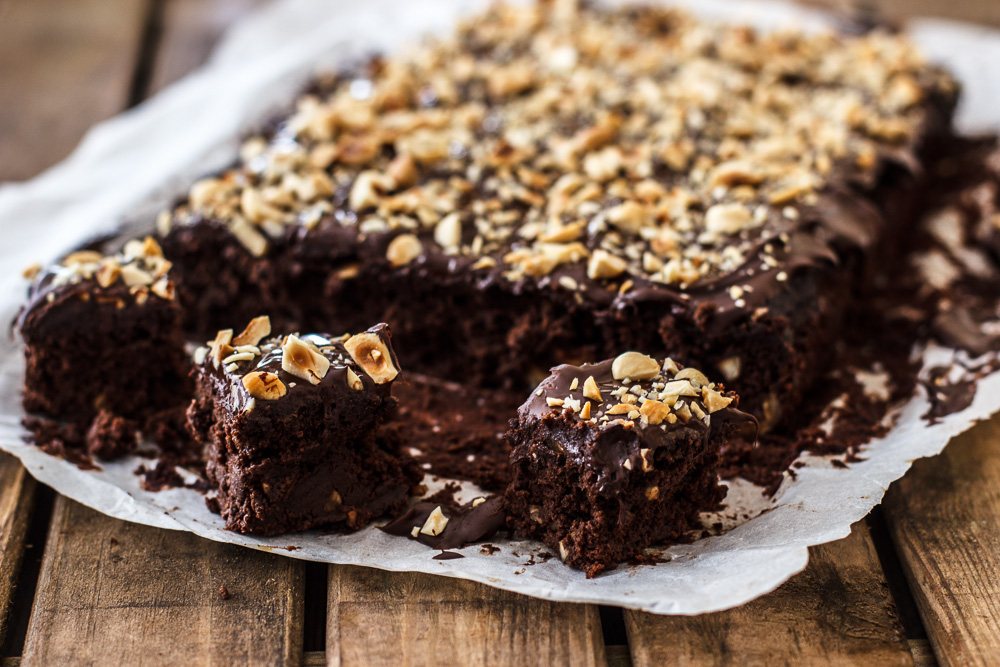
[[327, 565, 607, 666], [0, 0, 152, 182], [147, 0, 270, 95], [624, 522, 913, 667], [0, 454, 36, 648], [884, 418, 1000, 667], [801, 0, 1000, 27], [20, 498, 304, 666]]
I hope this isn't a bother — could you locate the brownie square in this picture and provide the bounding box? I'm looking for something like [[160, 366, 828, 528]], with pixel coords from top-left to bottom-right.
[[186, 317, 419, 535], [505, 352, 748, 577], [19, 237, 188, 423]]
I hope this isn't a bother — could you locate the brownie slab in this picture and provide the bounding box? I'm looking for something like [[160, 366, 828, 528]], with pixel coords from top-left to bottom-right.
[[186, 316, 419, 535], [505, 352, 749, 577], [18, 237, 189, 428], [156, 3, 957, 426]]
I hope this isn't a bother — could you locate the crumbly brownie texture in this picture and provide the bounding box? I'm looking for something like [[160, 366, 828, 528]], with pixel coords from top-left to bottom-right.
[[186, 316, 419, 535], [157, 2, 956, 421], [18, 237, 188, 428], [505, 351, 748, 577], [378, 373, 521, 492]]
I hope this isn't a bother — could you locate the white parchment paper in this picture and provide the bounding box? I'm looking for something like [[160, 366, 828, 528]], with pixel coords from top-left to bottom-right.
[[0, 0, 998, 615]]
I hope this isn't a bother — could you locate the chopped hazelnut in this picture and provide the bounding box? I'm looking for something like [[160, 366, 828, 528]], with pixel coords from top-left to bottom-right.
[[587, 249, 627, 280], [344, 332, 399, 384], [233, 316, 272, 347], [281, 334, 331, 385], [95, 260, 121, 288], [639, 399, 670, 426], [434, 213, 463, 249], [62, 250, 103, 266], [704, 203, 751, 235], [583, 376, 602, 402], [386, 233, 423, 267], [674, 367, 709, 388], [419, 506, 449, 536], [242, 371, 287, 400], [703, 387, 734, 413], [346, 367, 364, 390], [611, 352, 660, 381]]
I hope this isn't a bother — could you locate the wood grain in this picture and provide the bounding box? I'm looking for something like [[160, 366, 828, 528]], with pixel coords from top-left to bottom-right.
[[0, 0, 152, 181], [0, 454, 36, 647], [802, 0, 1000, 27], [885, 418, 1000, 667], [327, 565, 607, 666], [20, 498, 304, 666], [147, 0, 270, 95], [624, 522, 914, 667]]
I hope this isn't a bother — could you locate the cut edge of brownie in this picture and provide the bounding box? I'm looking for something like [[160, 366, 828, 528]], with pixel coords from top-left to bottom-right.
[[186, 317, 420, 535], [505, 352, 751, 577]]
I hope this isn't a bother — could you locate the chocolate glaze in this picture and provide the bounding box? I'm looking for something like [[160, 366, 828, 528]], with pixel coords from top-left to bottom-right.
[[381, 495, 506, 551], [201, 324, 396, 415], [521, 358, 753, 494]]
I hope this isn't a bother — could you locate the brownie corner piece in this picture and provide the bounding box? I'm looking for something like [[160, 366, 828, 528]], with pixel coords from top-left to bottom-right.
[[18, 238, 188, 425], [505, 351, 749, 577], [187, 316, 419, 535]]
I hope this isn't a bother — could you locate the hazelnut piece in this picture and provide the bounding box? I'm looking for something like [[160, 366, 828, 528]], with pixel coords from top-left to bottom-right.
[[639, 399, 671, 426], [703, 388, 734, 414], [344, 332, 398, 384], [242, 371, 287, 400], [674, 367, 709, 388], [419, 506, 449, 536], [386, 234, 422, 267], [611, 352, 660, 381], [281, 334, 331, 385], [233, 315, 271, 347]]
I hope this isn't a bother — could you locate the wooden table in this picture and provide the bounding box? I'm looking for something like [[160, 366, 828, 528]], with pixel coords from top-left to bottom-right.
[[1, 1, 999, 664]]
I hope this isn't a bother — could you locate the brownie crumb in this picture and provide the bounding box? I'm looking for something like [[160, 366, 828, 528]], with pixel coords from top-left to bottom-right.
[[86, 410, 139, 460]]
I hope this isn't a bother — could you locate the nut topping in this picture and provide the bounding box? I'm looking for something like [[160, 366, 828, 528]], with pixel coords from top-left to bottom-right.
[[703, 387, 734, 413], [419, 506, 449, 536], [386, 234, 422, 267], [281, 334, 331, 385], [611, 352, 660, 381], [674, 367, 709, 388], [346, 367, 364, 391], [344, 332, 398, 384], [639, 399, 670, 426], [587, 249, 627, 281], [208, 329, 234, 368], [242, 371, 287, 400], [233, 316, 272, 347]]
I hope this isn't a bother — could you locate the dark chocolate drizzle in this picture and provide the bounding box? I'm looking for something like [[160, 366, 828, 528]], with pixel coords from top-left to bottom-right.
[[381, 494, 506, 551]]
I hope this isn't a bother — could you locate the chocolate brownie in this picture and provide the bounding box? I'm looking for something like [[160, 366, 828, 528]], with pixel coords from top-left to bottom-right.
[[156, 3, 956, 425], [505, 352, 749, 577], [18, 237, 189, 425], [185, 316, 419, 535]]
